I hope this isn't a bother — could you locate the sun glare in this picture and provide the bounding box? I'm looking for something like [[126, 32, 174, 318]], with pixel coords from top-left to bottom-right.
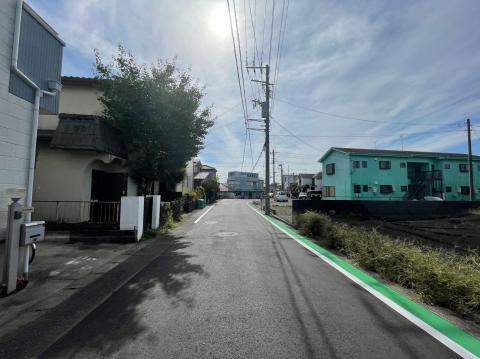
[[208, 4, 230, 39]]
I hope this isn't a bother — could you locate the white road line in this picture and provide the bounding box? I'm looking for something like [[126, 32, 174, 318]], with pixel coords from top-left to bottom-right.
[[248, 205, 478, 359], [194, 205, 215, 224]]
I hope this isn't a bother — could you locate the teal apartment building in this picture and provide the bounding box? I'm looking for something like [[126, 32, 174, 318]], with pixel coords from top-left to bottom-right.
[[319, 148, 480, 201]]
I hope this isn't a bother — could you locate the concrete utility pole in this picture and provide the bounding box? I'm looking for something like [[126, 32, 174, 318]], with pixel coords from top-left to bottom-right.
[[264, 65, 271, 214], [467, 119, 475, 201], [279, 163, 284, 190], [272, 148, 275, 194], [248, 64, 271, 214]]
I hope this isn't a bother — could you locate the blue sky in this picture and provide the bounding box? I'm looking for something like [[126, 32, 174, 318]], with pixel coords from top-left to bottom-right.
[[30, 0, 480, 182]]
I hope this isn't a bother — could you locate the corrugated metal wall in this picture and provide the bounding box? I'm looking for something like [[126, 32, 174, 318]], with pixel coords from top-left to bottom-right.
[[8, 7, 63, 113]]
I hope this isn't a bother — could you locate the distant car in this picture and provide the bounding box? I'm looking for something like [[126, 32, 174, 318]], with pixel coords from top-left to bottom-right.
[[269, 192, 274, 198], [307, 190, 322, 200], [275, 191, 288, 202], [298, 192, 307, 200]]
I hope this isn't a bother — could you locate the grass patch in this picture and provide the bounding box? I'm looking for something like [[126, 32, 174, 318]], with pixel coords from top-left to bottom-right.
[[296, 211, 480, 324]]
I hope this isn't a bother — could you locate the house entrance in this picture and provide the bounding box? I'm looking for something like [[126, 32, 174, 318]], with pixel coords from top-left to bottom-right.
[[407, 162, 429, 200], [90, 170, 127, 223], [91, 170, 128, 201]]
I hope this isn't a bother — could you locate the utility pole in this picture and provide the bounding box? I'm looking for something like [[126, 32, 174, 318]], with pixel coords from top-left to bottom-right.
[[467, 119, 475, 201], [272, 148, 275, 194], [279, 163, 284, 190], [247, 64, 270, 214], [265, 64, 271, 214]]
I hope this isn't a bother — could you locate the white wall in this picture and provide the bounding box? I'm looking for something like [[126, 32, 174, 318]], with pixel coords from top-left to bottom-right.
[[32, 143, 137, 222], [39, 82, 103, 130], [120, 196, 144, 241], [175, 158, 195, 194], [0, 0, 34, 240]]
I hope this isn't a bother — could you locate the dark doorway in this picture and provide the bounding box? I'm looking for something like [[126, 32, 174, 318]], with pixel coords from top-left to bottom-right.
[[90, 170, 127, 224], [407, 162, 429, 200], [91, 170, 128, 201]]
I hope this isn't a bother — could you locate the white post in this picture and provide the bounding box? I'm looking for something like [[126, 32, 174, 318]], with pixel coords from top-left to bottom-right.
[[151, 195, 161, 229], [120, 196, 144, 241]]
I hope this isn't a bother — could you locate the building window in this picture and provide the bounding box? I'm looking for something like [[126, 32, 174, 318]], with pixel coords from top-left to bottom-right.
[[400, 185, 407, 192], [353, 184, 361, 193], [362, 161, 368, 168], [379, 161, 391, 170], [380, 185, 393, 194], [325, 163, 335, 175], [445, 186, 452, 193], [353, 161, 360, 168], [400, 162, 406, 168], [444, 163, 450, 170], [324, 186, 336, 197], [362, 185, 369, 192], [459, 164, 468, 173], [461, 186, 470, 195]]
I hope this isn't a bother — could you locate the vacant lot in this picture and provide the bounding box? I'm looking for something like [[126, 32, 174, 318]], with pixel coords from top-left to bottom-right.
[[265, 201, 480, 252], [343, 213, 480, 252]]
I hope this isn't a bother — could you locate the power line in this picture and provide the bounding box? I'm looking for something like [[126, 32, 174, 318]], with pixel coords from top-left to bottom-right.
[[227, 0, 252, 168], [252, 144, 265, 171], [272, 117, 324, 152], [276, 91, 480, 128], [267, 0, 275, 65], [260, 0, 268, 67], [227, 0, 248, 126]]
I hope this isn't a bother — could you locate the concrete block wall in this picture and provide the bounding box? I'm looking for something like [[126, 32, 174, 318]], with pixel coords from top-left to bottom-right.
[[0, 0, 34, 240]]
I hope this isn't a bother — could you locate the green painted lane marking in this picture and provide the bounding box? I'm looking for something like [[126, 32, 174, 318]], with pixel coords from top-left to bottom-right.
[[248, 204, 480, 358]]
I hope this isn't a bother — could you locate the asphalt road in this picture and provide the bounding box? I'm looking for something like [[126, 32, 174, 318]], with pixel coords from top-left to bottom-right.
[[40, 199, 459, 358]]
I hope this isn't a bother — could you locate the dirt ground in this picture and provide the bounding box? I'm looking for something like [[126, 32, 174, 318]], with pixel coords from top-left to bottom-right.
[[340, 213, 480, 252], [266, 200, 480, 252]]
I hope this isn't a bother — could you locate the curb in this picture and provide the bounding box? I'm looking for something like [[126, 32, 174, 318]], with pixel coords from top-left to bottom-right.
[[0, 235, 175, 358]]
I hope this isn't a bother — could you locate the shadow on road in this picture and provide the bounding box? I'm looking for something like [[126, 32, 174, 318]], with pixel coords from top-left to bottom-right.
[[40, 234, 206, 358]]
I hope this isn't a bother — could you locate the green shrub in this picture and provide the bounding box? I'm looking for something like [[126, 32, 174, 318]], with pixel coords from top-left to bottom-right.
[[296, 211, 480, 323], [296, 211, 336, 241]]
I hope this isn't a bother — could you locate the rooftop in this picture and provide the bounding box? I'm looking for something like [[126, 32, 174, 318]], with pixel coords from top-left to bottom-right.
[[320, 147, 480, 162], [50, 114, 127, 159], [194, 171, 212, 180], [62, 76, 98, 86]]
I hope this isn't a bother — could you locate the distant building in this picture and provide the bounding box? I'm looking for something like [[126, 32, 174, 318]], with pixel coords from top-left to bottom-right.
[[227, 171, 264, 198], [319, 147, 480, 201], [298, 173, 315, 191], [312, 172, 322, 190], [193, 160, 217, 188], [281, 174, 298, 190]]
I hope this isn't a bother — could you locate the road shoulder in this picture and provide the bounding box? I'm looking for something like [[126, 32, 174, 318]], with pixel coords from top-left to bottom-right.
[[248, 203, 480, 359]]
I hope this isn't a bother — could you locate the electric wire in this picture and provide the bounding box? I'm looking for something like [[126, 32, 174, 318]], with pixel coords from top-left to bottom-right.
[[227, 0, 250, 170]]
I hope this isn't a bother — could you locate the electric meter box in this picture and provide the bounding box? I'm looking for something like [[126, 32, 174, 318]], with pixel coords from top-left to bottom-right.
[[20, 221, 45, 246]]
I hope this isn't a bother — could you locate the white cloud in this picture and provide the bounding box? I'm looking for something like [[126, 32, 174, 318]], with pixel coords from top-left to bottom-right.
[[29, 0, 480, 182]]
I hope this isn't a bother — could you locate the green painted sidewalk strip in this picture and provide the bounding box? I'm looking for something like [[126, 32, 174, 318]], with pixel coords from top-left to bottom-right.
[[249, 204, 480, 357]]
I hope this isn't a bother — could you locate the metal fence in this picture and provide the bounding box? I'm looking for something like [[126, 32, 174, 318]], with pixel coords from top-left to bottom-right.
[[32, 201, 121, 224]]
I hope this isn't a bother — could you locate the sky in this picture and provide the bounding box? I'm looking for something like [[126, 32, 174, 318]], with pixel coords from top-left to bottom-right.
[[29, 0, 480, 183]]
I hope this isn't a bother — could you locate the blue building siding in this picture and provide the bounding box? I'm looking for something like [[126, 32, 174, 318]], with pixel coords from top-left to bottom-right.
[[8, 6, 63, 113]]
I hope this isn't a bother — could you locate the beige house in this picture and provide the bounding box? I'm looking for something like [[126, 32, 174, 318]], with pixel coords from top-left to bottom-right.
[[175, 159, 195, 195], [33, 77, 137, 224]]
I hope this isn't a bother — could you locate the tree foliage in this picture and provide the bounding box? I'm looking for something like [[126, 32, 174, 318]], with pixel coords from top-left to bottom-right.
[[200, 176, 220, 203], [95, 46, 214, 194]]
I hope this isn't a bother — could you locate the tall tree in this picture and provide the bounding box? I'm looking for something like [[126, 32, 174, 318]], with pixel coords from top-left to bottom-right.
[[95, 46, 214, 194]]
